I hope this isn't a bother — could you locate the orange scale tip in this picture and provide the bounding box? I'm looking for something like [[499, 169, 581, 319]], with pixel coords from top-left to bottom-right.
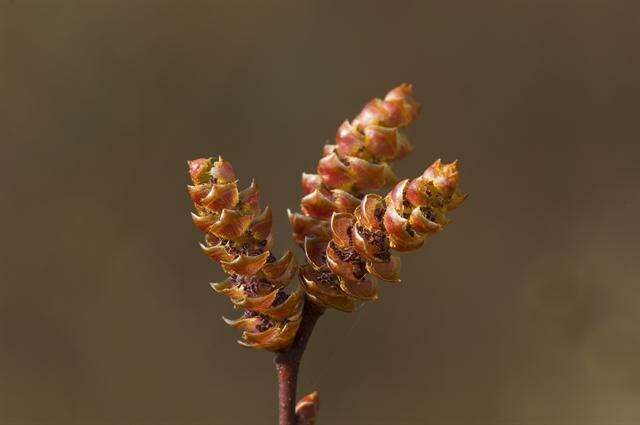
[[199, 242, 233, 262], [239, 179, 260, 213], [259, 320, 302, 351], [384, 84, 421, 126], [304, 235, 329, 271], [187, 157, 213, 184], [302, 173, 324, 195], [335, 120, 365, 157], [347, 157, 394, 191], [383, 205, 425, 252], [302, 286, 359, 313], [261, 251, 297, 285], [366, 255, 401, 283], [422, 158, 461, 198], [384, 83, 414, 101], [387, 179, 409, 213], [317, 152, 354, 189], [222, 316, 263, 331], [262, 290, 304, 320], [232, 288, 279, 311], [250, 206, 272, 240], [210, 278, 245, 299], [322, 144, 336, 157], [201, 181, 239, 212], [355, 194, 384, 231], [301, 287, 357, 313], [187, 183, 211, 205], [354, 98, 402, 130], [404, 177, 430, 208], [339, 277, 378, 301], [287, 209, 330, 245], [388, 233, 425, 252], [242, 325, 281, 345], [301, 189, 338, 220], [298, 265, 340, 297], [191, 211, 216, 232], [221, 251, 270, 276], [208, 209, 252, 240], [408, 207, 444, 235], [330, 189, 361, 213], [210, 278, 231, 293], [330, 212, 354, 248], [363, 125, 399, 160]]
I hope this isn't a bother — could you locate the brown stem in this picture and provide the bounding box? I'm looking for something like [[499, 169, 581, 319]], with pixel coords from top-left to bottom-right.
[[274, 297, 324, 425]]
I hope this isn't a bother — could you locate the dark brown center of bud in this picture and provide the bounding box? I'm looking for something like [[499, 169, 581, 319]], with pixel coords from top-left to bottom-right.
[[271, 289, 288, 307], [241, 277, 273, 297], [316, 270, 341, 291], [242, 310, 275, 332], [226, 241, 265, 257], [374, 205, 385, 223], [256, 316, 274, 332], [420, 206, 438, 222], [355, 225, 391, 262], [329, 241, 367, 280]]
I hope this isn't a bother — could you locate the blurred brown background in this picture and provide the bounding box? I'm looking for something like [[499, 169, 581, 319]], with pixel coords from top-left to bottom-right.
[[2, 1, 639, 424]]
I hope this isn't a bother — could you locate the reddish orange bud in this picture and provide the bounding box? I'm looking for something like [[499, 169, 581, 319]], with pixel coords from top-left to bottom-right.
[[296, 391, 320, 425], [354, 194, 384, 231], [187, 156, 302, 351], [290, 85, 466, 314]]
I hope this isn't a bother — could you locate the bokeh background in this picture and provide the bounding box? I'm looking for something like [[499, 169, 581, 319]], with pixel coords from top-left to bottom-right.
[[2, 1, 639, 424]]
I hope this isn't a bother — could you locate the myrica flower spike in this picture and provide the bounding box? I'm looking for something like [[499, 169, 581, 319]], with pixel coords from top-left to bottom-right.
[[185, 84, 467, 425], [291, 84, 467, 312], [187, 156, 302, 351]]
